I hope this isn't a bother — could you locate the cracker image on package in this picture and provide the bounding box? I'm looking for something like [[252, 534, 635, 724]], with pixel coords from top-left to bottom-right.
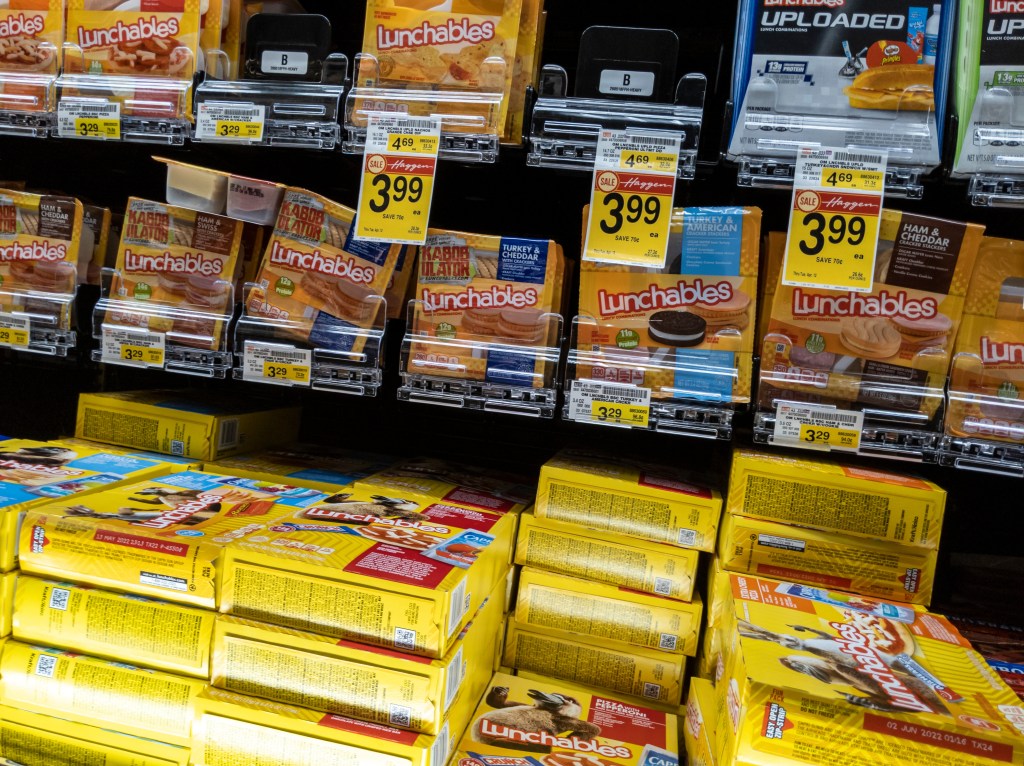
[[18, 470, 327, 608], [716, 573, 1024, 766], [247, 187, 402, 354], [452, 670, 681, 766], [13, 576, 215, 678], [578, 206, 761, 403], [759, 210, 984, 423], [947, 237, 1024, 444], [408, 228, 564, 387], [220, 489, 516, 658], [107, 198, 243, 351]]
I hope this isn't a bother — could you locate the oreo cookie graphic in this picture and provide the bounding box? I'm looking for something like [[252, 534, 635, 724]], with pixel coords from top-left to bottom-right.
[[648, 311, 706, 347]]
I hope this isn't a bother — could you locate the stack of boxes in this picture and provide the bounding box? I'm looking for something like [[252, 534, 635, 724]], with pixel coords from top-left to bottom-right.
[[503, 449, 719, 709]]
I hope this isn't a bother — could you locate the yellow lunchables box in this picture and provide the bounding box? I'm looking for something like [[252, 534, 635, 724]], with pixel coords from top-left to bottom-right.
[[515, 567, 703, 657], [13, 576, 215, 678], [715, 573, 1024, 766], [0, 572, 13, 637], [719, 514, 937, 606], [684, 677, 719, 766], [535, 449, 722, 552], [698, 559, 733, 681], [207, 444, 395, 493], [728, 449, 946, 549], [0, 640, 206, 747], [211, 576, 507, 736], [452, 670, 682, 766], [0, 705, 190, 766], [515, 510, 700, 602], [503, 618, 687, 707], [220, 490, 517, 658], [18, 470, 328, 608], [76, 389, 302, 462]]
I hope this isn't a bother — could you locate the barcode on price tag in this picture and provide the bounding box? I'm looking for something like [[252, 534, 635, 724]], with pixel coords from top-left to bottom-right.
[[195, 103, 266, 142], [242, 341, 312, 386], [567, 380, 652, 428], [57, 101, 121, 140], [101, 327, 165, 368], [774, 401, 863, 452]]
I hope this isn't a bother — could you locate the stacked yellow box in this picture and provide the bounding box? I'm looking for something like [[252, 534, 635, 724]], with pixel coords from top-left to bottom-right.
[[504, 449, 719, 708], [720, 450, 947, 606]]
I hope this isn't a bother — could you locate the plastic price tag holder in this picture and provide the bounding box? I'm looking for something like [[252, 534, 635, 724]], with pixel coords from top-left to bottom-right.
[[0, 314, 30, 348], [356, 114, 441, 245], [195, 104, 266, 143], [242, 341, 312, 387], [100, 327, 166, 368], [567, 380, 652, 429], [582, 129, 680, 268], [56, 101, 120, 140], [574, 26, 679, 103], [773, 401, 864, 453]]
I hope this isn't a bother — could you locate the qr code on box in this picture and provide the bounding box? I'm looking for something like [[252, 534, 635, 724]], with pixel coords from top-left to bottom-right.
[[659, 633, 677, 651], [677, 529, 697, 547], [35, 655, 57, 678], [654, 577, 672, 596], [49, 587, 70, 611], [643, 682, 661, 699], [394, 627, 416, 651], [389, 704, 412, 728], [171, 440, 184, 456]]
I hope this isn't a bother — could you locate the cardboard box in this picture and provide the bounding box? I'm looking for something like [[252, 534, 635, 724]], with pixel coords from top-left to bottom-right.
[[451, 671, 681, 766], [535, 449, 722, 551], [220, 492, 518, 658], [0, 640, 206, 747], [516, 510, 700, 601], [0, 572, 12, 638], [0, 705, 189, 766], [19, 471, 327, 608], [719, 514, 937, 606], [211, 576, 507, 736], [698, 560, 733, 681], [515, 568, 703, 657], [76, 390, 302, 461], [13, 576, 215, 678], [715, 573, 1024, 766], [207, 445, 394, 493], [728, 450, 946, 549], [684, 677, 719, 766], [503, 618, 686, 706]]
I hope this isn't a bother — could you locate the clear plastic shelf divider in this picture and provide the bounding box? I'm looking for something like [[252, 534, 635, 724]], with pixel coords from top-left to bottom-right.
[[0, 285, 76, 356]]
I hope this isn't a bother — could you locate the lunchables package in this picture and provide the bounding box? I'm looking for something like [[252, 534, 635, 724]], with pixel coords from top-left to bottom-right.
[[578, 207, 761, 404], [728, 449, 946, 549], [503, 619, 687, 707], [728, 0, 955, 170], [80, 202, 112, 286], [384, 244, 416, 320], [220, 489, 517, 658], [0, 705, 190, 766], [407, 228, 565, 387], [760, 210, 984, 424], [503, 0, 543, 144], [515, 567, 703, 657], [107, 199, 244, 351], [247, 188, 402, 354], [452, 671, 681, 766], [0, 640, 205, 746], [716, 573, 1024, 766], [0, 572, 13, 637], [515, 510, 700, 602], [0, 0, 64, 96], [719, 513, 937, 606], [684, 677, 718, 766], [13, 576, 215, 678], [208, 445, 394, 493], [535, 449, 723, 552], [952, 0, 1024, 178], [212, 576, 506, 736], [75, 389, 302, 461], [18, 470, 327, 608], [947, 237, 1024, 444]]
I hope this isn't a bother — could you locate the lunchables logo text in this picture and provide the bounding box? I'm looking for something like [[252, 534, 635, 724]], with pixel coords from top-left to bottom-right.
[[991, 1, 1024, 14], [0, 240, 67, 262], [0, 460, 81, 476], [598, 280, 734, 317], [420, 285, 539, 311], [476, 719, 631, 758], [792, 288, 938, 320], [77, 16, 180, 50], [123, 249, 225, 276], [303, 506, 450, 534], [269, 241, 376, 285], [135, 491, 224, 529], [829, 621, 934, 713], [981, 337, 1024, 366], [0, 14, 45, 38], [376, 18, 495, 50]]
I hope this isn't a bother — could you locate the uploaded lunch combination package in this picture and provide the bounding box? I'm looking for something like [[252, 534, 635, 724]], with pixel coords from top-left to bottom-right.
[[0, 0, 64, 88], [577, 206, 761, 404]]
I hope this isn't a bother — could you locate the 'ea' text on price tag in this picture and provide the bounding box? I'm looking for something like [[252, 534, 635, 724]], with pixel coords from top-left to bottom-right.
[[583, 130, 680, 269], [0, 314, 30, 348], [568, 380, 652, 429], [242, 342, 312, 387], [782, 146, 886, 293], [355, 115, 441, 245], [101, 328, 165, 368], [196, 103, 266, 142], [57, 102, 121, 140], [773, 401, 863, 452]]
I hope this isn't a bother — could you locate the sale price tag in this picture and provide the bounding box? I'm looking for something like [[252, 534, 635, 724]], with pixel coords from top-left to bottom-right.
[[57, 102, 121, 140], [773, 401, 863, 452], [242, 342, 312, 387], [567, 380, 652, 429], [782, 146, 886, 293], [101, 328, 165, 368], [583, 129, 680, 268], [0, 314, 30, 348], [355, 114, 441, 245], [195, 103, 266, 142]]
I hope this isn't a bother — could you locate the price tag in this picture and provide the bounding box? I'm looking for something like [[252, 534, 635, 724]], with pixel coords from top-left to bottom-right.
[[0, 314, 30, 348], [195, 103, 266, 142], [567, 380, 652, 428], [773, 401, 863, 452], [101, 328, 165, 368], [582, 129, 680, 268], [242, 342, 312, 387], [355, 114, 441, 245], [57, 101, 121, 140], [782, 146, 886, 293]]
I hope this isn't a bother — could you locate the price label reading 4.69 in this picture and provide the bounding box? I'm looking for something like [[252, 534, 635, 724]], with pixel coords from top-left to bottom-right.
[[782, 146, 886, 293], [583, 129, 680, 268], [355, 114, 441, 245]]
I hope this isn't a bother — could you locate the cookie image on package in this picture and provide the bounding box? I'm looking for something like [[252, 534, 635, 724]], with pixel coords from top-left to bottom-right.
[[647, 310, 706, 347], [839, 317, 902, 359]]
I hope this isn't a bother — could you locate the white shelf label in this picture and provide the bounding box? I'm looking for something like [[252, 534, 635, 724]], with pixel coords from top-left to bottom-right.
[[567, 380, 652, 428], [261, 50, 308, 76], [774, 401, 864, 452], [57, 101, 121, 140], [101, 327, 165, 368], [242, 341, 312, 386], [195, 103, 266, 142]]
